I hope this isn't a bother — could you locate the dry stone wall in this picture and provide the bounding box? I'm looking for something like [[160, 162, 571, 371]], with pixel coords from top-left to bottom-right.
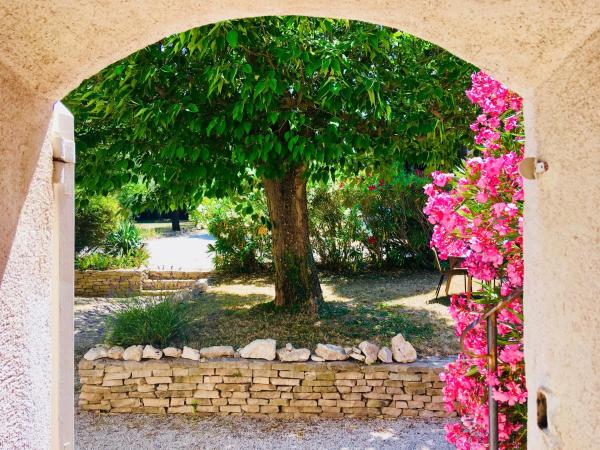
[[75, 270, 145, 297], [78, 357, 453, 418], [75, 269, 210, 297]]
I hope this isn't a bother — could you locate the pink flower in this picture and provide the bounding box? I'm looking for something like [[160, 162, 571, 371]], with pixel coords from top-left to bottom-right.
[[425, 71, 525, 448]]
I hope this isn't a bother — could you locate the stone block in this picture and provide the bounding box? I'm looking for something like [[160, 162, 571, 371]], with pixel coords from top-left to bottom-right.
[[134, 407, 166, 414], [389, 372, 421, 381], [250, 391, 280, 399], [222, 376, 252, 384], [215, 383, 249, 392], [168, 406, 195, 414], [351, 386, 371, 393], [81, 385, 110, 393], [79, 392, 103, 402], [143, 398, 169, 407], [312, 386, 337, 393], [278, 371, 305, 379], [80, 403, 111, 411], [335, 372, 364, 380], [146, 377, 173, 384], [290, 399, 317, 407], [366, 399, 390, 408], [220, 405, 242, 413], [270, 378, 300, 386], [172, 368, 190, 377], [303, 380, 334, 387], [111, 398, 141, 408], [337, 400, 365, 408], [259, 405, 279, 414], [252, 369, 278, 378], [242, 405, 260, 413], [334, 380, 356, 387], [341, 407, 380, 417], [250, 384, 276, 392], [252, 377, 270, 384], [79, 369, 104, 378], [193, 390, 219, 399], [292, 393, 321, 400], [215, 368, 252, 376], [168, 383, 197, 391], [381, 407, 402, 417], [322, 393, 341, 400], [365, 372, 389, 380], [425, 402, 446, 411]]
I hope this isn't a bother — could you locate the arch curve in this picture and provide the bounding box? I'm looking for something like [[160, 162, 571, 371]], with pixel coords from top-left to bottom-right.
[[1, 1, 597, 99]]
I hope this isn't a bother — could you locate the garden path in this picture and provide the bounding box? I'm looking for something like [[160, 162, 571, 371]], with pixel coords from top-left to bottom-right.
[[76, 411, 452, 449], [144, 230, 215, 271]]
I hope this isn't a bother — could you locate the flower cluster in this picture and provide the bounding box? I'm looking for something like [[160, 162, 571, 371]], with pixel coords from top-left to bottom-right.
[[424, 72, 526, 449]]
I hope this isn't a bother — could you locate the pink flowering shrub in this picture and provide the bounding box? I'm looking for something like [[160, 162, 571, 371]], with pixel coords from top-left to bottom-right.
[[424, 72, 526, 449]]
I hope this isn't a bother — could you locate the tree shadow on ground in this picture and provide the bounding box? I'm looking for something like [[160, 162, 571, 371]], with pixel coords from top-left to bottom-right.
[[186, 284, 458, 356]]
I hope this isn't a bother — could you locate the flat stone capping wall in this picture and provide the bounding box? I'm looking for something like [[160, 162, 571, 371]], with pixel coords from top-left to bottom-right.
[[78, 357, 453, 418], [75, 270, 146, 297]]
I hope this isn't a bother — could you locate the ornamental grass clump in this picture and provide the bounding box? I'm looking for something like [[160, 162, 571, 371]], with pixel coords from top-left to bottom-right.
[[424, 71, 525, 449], [104, 298, 191, 348]]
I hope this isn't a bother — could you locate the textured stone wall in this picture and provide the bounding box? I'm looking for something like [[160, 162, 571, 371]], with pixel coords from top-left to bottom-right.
[[75, 270, 145, 297], [79, 358, 452, 418]]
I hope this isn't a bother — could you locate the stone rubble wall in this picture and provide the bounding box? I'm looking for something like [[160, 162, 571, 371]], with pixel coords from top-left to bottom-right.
[[78, 357, 453, 418], [75, 269, 212, 297], [75, 270, 146, 297]]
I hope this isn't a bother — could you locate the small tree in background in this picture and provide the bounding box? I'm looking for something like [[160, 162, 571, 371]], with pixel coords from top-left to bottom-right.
[[65, 17, 475, 313], [74, 194, 122, 253]]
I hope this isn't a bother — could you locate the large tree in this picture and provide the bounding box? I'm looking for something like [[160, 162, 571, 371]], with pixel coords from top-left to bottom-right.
[[65, 17, 475, 313]]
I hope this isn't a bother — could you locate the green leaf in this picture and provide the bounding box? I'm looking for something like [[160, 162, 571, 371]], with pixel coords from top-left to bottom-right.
[[226, 30, 239, 48], [186, 103, 199, 113]]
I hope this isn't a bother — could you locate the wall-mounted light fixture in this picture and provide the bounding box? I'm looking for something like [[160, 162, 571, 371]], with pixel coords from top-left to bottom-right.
[[518, 157, 548, 180]]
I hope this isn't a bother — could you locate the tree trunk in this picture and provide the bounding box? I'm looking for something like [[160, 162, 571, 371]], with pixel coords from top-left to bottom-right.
[[171, 211, 181, 231], [262, 165, 323, 314]]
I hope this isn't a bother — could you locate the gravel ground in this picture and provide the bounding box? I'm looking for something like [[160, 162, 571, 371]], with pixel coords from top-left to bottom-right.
[[144, 230, 215, 271], [75, 412, 452, 450]]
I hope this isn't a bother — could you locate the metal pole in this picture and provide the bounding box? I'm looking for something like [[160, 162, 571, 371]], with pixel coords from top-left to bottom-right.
[[487, 311, 498, 450]]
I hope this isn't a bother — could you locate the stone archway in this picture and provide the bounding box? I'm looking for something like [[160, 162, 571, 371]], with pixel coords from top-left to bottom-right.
[[0, 2, 599, 449]]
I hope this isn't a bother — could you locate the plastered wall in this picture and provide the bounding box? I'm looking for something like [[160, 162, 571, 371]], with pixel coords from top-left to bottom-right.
[[0, 1, 599, 448]]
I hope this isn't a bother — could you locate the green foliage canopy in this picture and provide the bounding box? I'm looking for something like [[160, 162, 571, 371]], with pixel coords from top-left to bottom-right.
[[65, 17, 475, 208]]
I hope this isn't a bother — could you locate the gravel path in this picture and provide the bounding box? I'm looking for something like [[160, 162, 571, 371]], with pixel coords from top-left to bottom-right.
[[75, 412, 451, 450], [144, 231, 215, 271]]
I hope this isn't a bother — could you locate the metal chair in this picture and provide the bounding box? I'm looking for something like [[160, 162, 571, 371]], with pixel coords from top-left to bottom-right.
[[433, 249, 470, 299]]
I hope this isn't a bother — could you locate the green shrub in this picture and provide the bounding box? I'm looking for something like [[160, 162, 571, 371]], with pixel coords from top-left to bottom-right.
[[308, 184, 366, 272], [196, 170, 431, 274], [198, 193, 272, 273], [106, 221, 144, 256], [358, 173, 432, 269], [75, 194, 122, 252], [104, 298, 190, 348], [75, 248, 149, 270]]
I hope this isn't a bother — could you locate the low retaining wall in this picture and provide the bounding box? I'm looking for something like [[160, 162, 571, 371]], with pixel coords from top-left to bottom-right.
[[75, 269, 211, 297], [78, 357, 453, 418], [75, 270, 145, 297]]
